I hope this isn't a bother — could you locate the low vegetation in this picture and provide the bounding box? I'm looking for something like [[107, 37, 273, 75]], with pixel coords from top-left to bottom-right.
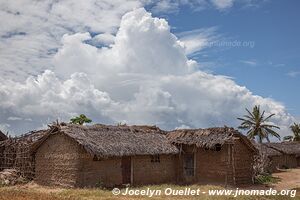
[[255, 174, 281, 185]]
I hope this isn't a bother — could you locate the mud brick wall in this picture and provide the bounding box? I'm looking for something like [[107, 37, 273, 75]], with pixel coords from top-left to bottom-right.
[[132, 155, 177, 185], [35, 133, 82, 187], [233, 138, 254, 185]]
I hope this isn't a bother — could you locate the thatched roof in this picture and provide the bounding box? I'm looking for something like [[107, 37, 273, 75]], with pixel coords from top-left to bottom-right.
[[254, 142, 300, 157], [254, 143, 282, 157], [32, 123, 179, 158], [264, 142, 300, 156], [167, 127, 257, 152], [0, 130, 7, 141], [0, 129, 48, 147]]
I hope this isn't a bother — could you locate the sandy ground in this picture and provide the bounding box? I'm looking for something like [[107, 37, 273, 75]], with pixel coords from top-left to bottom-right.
[[1, 168, 300, 199], [9, 168, 300, 192], [270, 168, 300, 190]]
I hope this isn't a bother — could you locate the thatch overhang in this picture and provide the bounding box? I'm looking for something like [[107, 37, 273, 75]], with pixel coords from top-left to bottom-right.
[[263, 142, 300, 156], [31, 123, 179, 158], [254, 143, 282, 157], [166, 127, 258, 153]]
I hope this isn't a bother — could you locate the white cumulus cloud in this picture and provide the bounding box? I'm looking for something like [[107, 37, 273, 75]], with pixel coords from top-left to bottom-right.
[[0, 0, 265, 81], [0, 0, 143, 81], [0, 8, 295, 141]]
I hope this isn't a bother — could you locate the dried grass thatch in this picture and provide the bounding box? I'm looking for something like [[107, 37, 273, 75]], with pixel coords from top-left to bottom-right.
[[32, 123, 179, 158], [254, 143, 282, 157], [0, 130, 7, 141], [254, 142, 300, 157], [167, 127, 257, 152], [263, 142, 300, 156]]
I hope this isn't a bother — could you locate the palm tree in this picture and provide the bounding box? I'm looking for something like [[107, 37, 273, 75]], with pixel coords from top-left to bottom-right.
[[284, 123, 300, 141], [70, 114, 92, 125], [237, 105, 280, 143], [283, 135, 293, 141]]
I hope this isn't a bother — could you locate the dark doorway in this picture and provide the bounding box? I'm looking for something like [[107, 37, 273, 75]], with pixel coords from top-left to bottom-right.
[[122, 156, 131, 184]]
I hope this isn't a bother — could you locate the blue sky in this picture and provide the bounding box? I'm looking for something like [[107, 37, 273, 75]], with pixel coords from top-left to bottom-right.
[[0, 0, 298, 136], [153, 1, 300, 117]]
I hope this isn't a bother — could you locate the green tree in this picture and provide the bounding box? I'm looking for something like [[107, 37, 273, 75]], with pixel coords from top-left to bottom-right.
[[237, 105, 280, 143], [70, 114, 92, 125], [284, 123, 300, 141]]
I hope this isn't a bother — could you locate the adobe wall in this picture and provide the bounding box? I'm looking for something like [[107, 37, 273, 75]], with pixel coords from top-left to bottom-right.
[[233, 138, 255, 185], [132, 155, 177, 185], [285, 155, 298, 168], [269, 155, 284, 172], [269, 154, 298, 172], [195, 144, 234, 185], [34, 133, 82, 187], [78, 154, 122, 188], [179, 140, 255, 186], [77, 154, 177, 187], [176, 145, 233, 185]]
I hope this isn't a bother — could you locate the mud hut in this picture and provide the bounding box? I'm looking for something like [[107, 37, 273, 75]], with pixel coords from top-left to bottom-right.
[[254, 143, 282, 173], [2, 124, 258, 187], [167, 127, 258, 186], [259, 142, 300, 171], [31, 123, 179, 188]]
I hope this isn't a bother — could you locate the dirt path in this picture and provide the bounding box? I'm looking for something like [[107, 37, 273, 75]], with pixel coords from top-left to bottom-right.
[[270, 168, 300, 190]]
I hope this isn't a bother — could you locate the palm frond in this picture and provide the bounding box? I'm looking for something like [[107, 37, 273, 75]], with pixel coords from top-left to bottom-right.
[[260, 124, 280, 129], [264, 127, 281, 140], [237, 118, 255, 125], [259, 110, 265, 122], [262, 113, 275, 122], [245, 108, 255, 119]]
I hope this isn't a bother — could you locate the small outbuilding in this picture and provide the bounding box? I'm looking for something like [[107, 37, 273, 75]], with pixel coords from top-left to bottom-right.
[[257, 142, 300, 172], [167, 127, 258, 186]]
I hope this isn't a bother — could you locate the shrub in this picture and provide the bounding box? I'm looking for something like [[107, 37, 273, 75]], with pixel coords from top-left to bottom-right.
[[255, 173, 280, 184]]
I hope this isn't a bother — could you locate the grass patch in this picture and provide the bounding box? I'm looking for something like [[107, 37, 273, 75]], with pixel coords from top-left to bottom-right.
[[255, 174, 281, 185], [0, 184, 298, 200], [0, 187, 73, 200]]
